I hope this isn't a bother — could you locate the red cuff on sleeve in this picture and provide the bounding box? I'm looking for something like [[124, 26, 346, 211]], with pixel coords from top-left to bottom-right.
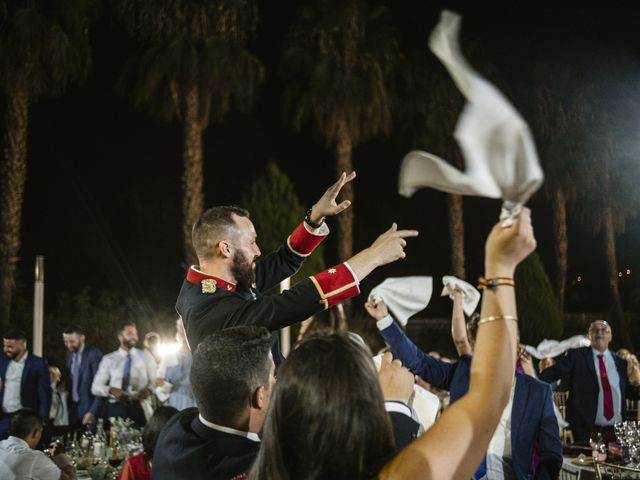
[[310, 263, 360, 308], [287, 222, 328, 257]]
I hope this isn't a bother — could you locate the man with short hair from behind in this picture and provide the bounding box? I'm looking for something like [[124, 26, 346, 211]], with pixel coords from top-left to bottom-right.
[[62, 325, 104, 429], [0, 408, 76, 480], [152, 326, 275, 480], [0, 329, 51, 440]]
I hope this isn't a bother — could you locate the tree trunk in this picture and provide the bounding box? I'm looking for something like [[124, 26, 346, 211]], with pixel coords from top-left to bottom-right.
[[447, 193, 465, 278], [335, 119, 353, 262], [552, 188, 568, 312], [0, 89, 29, 329], [603, 207, 633, 349], [181, 87, 204, 267]]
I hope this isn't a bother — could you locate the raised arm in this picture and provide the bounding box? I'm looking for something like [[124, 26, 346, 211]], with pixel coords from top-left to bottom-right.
[[380, 208, 536, 480], [448, 286, 472, 356]]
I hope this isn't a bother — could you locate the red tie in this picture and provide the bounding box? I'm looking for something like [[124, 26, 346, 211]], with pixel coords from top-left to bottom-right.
[[598, 354, 614, 420]]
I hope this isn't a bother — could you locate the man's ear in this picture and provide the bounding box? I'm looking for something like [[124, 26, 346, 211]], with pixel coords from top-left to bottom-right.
[[218, 240, 233, 259], [251, 385, 266, 410]]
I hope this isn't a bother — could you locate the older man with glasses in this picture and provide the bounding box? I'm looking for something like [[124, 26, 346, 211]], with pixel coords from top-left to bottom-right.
[[540, 320, 628, 443]]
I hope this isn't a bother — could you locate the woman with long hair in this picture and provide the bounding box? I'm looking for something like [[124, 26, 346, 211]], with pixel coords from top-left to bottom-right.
[[250, 209, 536, 479]]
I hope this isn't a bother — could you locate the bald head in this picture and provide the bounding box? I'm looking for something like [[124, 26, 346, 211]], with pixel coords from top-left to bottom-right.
[[589, 320, 612, 353]]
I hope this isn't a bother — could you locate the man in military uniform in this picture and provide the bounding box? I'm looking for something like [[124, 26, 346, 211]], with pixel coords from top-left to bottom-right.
[[176, 171, 418, 363]]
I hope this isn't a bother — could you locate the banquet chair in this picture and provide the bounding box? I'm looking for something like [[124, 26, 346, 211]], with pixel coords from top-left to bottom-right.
[[594, 460, 640, 479], [559, 466, 580, 479], [553, 391, 574, 444]]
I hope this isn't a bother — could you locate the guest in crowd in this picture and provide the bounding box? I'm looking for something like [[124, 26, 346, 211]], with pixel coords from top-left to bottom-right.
[[62, 325, 104, 429], [155, 319, 196, 410], [118, 406, 178, 480], [367, 299, 562, 479], [540, 320, 628, 443], [49, 367, 69, 429], [176, 172, 418, 364], [617, 348, 640, 385], [144, 332, 162, 367], [0, 408, 76, 480], [296, 303, 347, 343], [1, 329, 51, 440], [153, 326, 418, 480], [249, 209, 537, 479], [91, 322, 156, 427]]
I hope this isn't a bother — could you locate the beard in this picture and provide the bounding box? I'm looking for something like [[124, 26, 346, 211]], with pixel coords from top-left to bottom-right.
[[123, 338, 138, 349], [231, 250, 256, 289]]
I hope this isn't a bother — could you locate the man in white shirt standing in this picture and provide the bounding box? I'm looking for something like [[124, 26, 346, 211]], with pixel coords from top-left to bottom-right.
[[91, 322, 156, 427], [0, 408, 76, 480]]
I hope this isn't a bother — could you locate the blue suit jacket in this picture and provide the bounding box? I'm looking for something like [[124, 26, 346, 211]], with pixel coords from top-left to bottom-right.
[[66, 344, 104, 416], [380, 323, 562, 480], [539, 346, 627, 442], [0, 353, 51, 422]]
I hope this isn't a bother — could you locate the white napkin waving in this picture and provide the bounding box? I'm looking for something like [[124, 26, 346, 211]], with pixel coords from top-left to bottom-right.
[[441, 276, 481, 316], [524, 335, 591, 360], [398, 10, 543, 226], [370, 276, 433, 327]]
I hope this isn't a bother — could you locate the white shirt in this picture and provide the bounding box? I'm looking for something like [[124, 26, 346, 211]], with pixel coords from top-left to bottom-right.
[[2, 352, 28, 413], [198, 415, 261, 442], [0, 436, 61, 480], [592, 348, 623, 426], [484, 380, 517, 480], [91, 348, 156, 402]]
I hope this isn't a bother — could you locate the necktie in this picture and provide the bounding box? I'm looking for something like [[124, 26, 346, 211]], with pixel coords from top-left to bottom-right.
[[71, 353, 80, 402], [598, 354, 614, 420], [473, 457, 487, 480], [121, 351, 132, 393]]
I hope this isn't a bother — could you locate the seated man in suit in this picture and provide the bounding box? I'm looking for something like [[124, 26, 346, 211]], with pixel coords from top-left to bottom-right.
[[152, 326, 419, 480], [368, 299, 562, 480], [62, 325, 104, 429], [540, 320, 628, 443], [0, 329, 51, 440]]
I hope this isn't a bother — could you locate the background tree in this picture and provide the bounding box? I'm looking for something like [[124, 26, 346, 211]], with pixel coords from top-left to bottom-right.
[[240, 161, 326, 285], [0, 0, 92, 329], [115, 0, 265, 265], [531, 60, 591, 313], [515, 252, 563, 346], [282, 0, 401, 261], [576, 53, 640, 348]]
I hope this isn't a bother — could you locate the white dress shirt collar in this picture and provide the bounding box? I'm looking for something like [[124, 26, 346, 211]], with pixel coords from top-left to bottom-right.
[[198, 414, 260, 442]]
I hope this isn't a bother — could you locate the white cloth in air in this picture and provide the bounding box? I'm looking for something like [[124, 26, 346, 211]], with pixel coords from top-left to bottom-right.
[[441, 275, 481, 316], [370, 276, 433, 327], [398, 10, 543, 226]]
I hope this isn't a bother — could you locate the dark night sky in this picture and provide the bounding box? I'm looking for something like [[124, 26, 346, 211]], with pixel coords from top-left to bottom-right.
[[10, 0, 640, 322]]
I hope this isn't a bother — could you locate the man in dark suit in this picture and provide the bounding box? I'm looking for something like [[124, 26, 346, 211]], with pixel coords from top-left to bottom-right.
[[0, 329, 51, 440], [375, 313, 562, 480], [153, 326, 419, 480], [540, 320, 628, 443], [176, 172, 417, 365], [62, 325, 104, 429]]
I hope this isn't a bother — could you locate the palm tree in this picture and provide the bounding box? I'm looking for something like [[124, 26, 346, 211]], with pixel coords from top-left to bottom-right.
[[531, 64, 591, 312], [578, 56, 640, 348], [0, 0, 92, 328], [114, 0, 265, 265], [405, 53, 466, 278], [282, 0, 401, 261]]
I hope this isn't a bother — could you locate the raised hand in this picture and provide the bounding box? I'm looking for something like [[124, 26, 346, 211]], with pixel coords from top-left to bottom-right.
[[485, 207, 536, 278], [365, 295, 389, 320], [308, 171, 357, 225], [368, 223, 419, 266], [378, 352, 415, 404]]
